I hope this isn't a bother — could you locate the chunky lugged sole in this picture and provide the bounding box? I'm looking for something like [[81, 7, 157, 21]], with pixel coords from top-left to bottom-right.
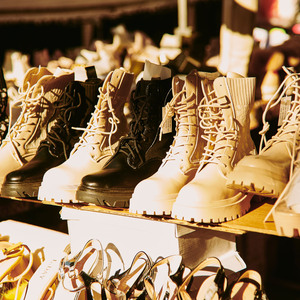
[[75, 186, 133, 208], [273, 202, 300, 238], [1, 182, 41, 198], [38, 184, 80, 203], [129, 193, 177, 216], [226, 166, 287, 198], [171, 193, 253, 223]]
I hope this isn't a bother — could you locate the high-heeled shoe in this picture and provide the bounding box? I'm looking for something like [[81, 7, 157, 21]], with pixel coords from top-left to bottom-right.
[[178, 257, 227, 300], [222, 270, 268, 300], [53, 239, 104, 300], [103, 251, 153, 299], [143, 254, 190, 300]]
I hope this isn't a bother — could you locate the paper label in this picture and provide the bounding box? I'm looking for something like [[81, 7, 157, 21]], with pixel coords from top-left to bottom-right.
[[161, 106, 173, 134], [278, 96, 292, 126]]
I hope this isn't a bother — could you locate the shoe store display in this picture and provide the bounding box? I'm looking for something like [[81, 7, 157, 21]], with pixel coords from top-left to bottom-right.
[[171, 73, 256, 223], [38, 68, 134, 203], [0, 67, 74, 188], [75, 61, 175, 208], [1, 66, 102, 198], [129, 70, 220, 215], [227, 67, 300, 198], [1, 7, 298, 299]]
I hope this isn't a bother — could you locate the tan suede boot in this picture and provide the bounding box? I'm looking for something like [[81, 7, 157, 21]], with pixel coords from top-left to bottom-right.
[[227, 67, 300, 198], [0, 67, 74, 185], [129, 70, 220, 215], [38, 68, 134, 203], [172, 73, 256, 223]]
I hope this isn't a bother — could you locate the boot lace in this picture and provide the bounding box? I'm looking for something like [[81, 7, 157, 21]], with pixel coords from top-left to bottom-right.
[[71, 76, 120, 158], [198, 79, 238, 170], [259, 67, 300, 154], [39, 86, 83, 159], [117, 90, 150, 168], [4, 83, 47, 165], [159, 87, 195, 168]]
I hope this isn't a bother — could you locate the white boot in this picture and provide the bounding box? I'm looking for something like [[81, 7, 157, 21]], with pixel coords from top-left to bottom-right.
[[129, 70, 220, 215], [38, 68, 134, 203], [172, 73, 256, 223], [0, 67, 74, 186], [227, 67, 300, 198]]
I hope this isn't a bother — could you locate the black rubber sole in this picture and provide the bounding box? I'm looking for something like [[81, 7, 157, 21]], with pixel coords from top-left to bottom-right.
[[75, 186, 133, 208], [1, 182, 41, 198]]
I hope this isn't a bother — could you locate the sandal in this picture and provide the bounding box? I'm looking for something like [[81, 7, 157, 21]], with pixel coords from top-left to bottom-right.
[[103, 251, 153, 299], [143, 254, 189, 300], [53, 239, 104, 300], [222, 270, 268, 300], [178, 257, 227, 300], [21, 244, 71, 300]]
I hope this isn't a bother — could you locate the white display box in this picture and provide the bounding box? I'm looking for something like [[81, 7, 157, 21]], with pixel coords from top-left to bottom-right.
[[0, 219, 70, 271], [61, 207, 246, 274]]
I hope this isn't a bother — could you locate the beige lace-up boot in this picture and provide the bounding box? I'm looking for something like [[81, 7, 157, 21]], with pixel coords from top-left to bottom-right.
[[129, 70, 220, 215], [227, 68, 300, 198], [38, 68, 134, 203], [0, 67, 74, 186], [172, 73, 256, 223]]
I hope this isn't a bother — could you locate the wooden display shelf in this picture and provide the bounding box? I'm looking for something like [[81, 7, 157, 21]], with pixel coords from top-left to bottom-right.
[[3, 195, 279, 237]]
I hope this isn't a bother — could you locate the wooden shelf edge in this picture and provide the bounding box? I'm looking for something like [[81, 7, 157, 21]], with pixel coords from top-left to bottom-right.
[[2, 196, 280, 237]]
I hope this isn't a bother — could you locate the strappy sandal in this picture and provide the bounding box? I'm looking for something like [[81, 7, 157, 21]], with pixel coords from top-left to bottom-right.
[[177, 257, 227, 300], [103, 250, 153, 299], [222, 270, 268, 300], [21, 244, 71, 300], [0, 241, 34, 300], [143, 254, 190, 300], [53, 239, 104, 300]]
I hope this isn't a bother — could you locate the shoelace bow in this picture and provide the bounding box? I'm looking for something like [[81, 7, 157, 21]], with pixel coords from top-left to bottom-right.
[[159, 86, 198, 167], [40, 87, 83, 159], [71, 80, 120, 157], [198, 79, 238, 169]]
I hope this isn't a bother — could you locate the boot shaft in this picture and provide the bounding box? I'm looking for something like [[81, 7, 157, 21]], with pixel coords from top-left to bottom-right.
[[3, 69, 74, 161], [160, 70, 220, 173], [71, 68, 134, 158], [259, 68, 300, 161], [199, 74, 256, 174], [39, 68, 103, 159], [118, 76, 174, 168]]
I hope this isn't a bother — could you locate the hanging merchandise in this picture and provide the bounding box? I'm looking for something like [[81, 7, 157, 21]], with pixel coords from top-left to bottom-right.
[[227, 67, 300, 198], [0, 67, 74, 190], [171, 73, 256, 223], [0, 241, 34, 300], [1, 66, 102, 198], [37, 68, 134, 203], [129, 70, 221, 215], [75, 61, 176, 208]]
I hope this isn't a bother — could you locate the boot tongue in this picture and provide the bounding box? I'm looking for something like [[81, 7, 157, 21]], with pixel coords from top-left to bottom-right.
[[213, 76, 235, 131]]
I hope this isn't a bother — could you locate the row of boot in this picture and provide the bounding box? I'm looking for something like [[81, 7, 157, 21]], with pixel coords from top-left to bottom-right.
[[1, 60, 300, 230]]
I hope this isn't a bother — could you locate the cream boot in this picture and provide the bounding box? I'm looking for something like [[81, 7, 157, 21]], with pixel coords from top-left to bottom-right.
[[38, 68, 134, 203], [227, 67, 300, 198], [172, 73, 256, 223], [0, 67, 74, 186], [129, 70, 220, 215]]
